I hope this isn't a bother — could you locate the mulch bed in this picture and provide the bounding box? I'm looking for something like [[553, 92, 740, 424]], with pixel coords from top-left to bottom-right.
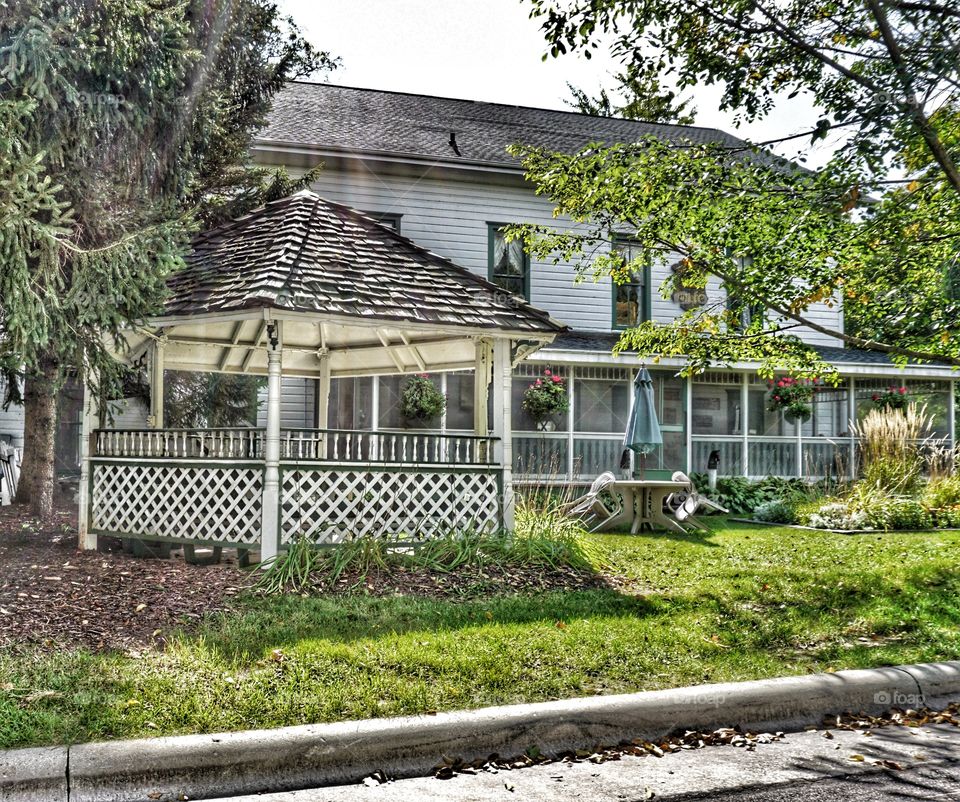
[[1, 505, 614, 653], [0, 504, 246, 653], [321, 562, 608, 599]]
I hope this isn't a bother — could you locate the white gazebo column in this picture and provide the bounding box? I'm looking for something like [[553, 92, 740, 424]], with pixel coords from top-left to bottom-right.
[[316, 353, 330, 427], [492, 337, 514, 530], [474, 339, 492, 465], [260, 324, 283, 561], [77, 373, 99, 551], [149, 337, 165, 429]]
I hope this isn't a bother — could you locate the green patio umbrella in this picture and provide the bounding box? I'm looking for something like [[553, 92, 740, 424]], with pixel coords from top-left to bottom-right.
[[622, 367, 663, 477]]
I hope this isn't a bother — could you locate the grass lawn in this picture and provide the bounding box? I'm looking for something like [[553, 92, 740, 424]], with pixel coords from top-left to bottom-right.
[[3, 518, 960, 748]]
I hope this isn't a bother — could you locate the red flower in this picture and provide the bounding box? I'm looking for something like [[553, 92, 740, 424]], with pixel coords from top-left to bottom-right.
[[774, 395, 781, 401], [872, 394, 879, 401], [552, 375, 562, 383], [899, 387, 907, 394]]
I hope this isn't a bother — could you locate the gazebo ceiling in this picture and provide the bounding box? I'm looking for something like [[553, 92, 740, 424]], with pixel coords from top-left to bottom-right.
[[118, 191, 565, 377]]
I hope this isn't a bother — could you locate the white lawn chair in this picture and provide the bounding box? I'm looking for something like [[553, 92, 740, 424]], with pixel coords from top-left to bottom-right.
[[664, 471, 728, 530], [564, 471, 623, 532], [0, 443, 20, 506]]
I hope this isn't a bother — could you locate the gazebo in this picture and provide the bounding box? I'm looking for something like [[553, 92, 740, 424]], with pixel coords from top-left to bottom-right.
[[77, 191, 565, 559]]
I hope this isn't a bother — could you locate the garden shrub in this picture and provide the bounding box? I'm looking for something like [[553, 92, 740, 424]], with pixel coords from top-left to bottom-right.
[[752, 499, 798, 524], [922, 475, 960, 510], [803, 501, 870, 531], [689, 474, 811, 514], [800, 484, 934, 532]]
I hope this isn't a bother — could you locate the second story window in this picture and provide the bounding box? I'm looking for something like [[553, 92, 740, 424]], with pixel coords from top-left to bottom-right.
[[365, 211, 402, 233], [612, 240, 650, 329], [724, 253, 763, 330], [488, 224, 530, 299]]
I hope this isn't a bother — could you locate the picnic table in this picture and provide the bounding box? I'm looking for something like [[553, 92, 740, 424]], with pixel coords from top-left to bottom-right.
[[598, 479, 689, 534]]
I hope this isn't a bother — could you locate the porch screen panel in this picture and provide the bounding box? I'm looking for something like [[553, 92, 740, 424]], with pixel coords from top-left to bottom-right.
[[444, 372, 475, 431], [691, 373, 742, 475], [328, 377, 374, 430], [378, 375, 443, 430], [855, 379, 951, 438]]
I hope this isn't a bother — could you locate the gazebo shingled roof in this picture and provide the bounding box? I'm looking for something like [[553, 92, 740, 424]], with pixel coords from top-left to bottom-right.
[[166, 190, 565, 335]]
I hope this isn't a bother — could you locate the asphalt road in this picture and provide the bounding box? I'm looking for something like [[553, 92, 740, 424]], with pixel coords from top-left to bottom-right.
[[213, 720, 960, 802]]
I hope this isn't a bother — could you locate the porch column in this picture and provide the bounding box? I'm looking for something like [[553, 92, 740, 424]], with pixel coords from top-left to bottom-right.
[[848, 377, 857, 480], [492, 338, 514, 530], [261, 324, 283, 561], [949, 379, 957, 456], [740, 371, 750, 478], [77, 373, 99, 551], [149, 337, 165, 429]]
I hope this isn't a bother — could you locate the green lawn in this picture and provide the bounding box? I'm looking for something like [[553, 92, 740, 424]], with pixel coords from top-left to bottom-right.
[[3, 519, 960, 749]]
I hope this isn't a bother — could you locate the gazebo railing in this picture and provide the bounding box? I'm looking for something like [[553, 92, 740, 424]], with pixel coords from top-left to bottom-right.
[[92, 427, 498, 466], [94, 428, 264, 459], [88, 426, 505, 548], [279, 428, 498, 465]]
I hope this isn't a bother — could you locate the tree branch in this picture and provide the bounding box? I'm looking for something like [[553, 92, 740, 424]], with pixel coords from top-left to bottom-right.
[[866, 0, 960, 192]]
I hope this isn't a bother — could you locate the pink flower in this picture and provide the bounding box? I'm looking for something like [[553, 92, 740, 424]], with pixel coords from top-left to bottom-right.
[[552, 375, 562, 383], [544, 369, 552, 375], [899, 387, 907, 394], [774, 395, 781, 401], [777, 380, 785, 388], [535, 379, 542, 386]]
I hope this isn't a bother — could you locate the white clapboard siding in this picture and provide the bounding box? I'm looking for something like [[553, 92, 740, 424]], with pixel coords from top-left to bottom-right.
[[300, 166, 844, 347], [107, 398, 150, 429], [0, 378, 25, 447], [256, 378, 316, 428]]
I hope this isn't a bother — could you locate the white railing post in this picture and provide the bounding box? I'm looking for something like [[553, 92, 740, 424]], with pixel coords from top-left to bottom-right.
[[77, 373, 99, 551], [260, 325, 283, 561], [492, 338, 514, 531]]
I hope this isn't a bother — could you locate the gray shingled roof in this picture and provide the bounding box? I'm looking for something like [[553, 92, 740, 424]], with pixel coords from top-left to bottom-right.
[[546, 331, 921, 367], [257, 82, 768, 168], [166, 191, 565, 335]]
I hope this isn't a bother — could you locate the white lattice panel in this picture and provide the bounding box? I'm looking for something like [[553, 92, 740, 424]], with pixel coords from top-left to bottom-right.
[[91, 462, 263, 544], [281, 467, 502, 543]]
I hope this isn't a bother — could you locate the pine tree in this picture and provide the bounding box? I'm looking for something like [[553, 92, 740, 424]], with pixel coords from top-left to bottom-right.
[[0, 1, 334, 516]]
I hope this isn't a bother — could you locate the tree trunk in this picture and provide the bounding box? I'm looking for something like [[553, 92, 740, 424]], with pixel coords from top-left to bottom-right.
[[16, 354, 60, 518]]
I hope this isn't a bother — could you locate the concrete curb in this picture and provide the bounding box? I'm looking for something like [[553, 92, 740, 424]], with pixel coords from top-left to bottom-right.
[[4, 661, 960, 802]]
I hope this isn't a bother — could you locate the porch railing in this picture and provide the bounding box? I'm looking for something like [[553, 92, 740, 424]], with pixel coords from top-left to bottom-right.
[[92, 427, 499, 466]]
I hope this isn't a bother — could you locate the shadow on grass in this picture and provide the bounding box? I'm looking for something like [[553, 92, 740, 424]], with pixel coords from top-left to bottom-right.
[[196, 586, 668, 661]]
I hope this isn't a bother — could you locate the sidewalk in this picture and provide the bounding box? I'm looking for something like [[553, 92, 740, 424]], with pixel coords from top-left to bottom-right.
[[212, 720, 960, 801]]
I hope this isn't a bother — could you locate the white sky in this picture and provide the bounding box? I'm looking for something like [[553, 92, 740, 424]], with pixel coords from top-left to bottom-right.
[[279, 0, 837, 165]]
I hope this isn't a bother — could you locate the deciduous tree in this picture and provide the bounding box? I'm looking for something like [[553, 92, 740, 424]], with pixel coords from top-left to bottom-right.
[[520, 0, 960, 378]]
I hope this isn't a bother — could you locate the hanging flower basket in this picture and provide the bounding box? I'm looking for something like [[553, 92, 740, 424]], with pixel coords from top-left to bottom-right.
[[872, 385, 909, 411], [400, 374, 445, 422], [767, 376, 817, 423], [522, 369, 568, 425]]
